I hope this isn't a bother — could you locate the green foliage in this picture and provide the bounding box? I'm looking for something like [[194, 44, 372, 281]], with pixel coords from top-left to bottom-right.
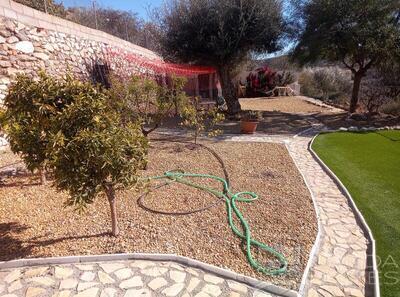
[[15, 0, 66, 17], [157, 0, 285, 113], [49, 84, 148, 208], [181, 97, 225, 144], [108, 74, 189, 136], [2, 72, 74, 174], [293, 0, 400, 68], [292, 0, 400, 112], [298, 67, 352, 103]]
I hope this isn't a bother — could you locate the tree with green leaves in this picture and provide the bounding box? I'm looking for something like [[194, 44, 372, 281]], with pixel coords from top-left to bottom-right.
[[292, 0, 400, 113], [107, 74, 189, 136], [157, 0, 285, 114], [181, 97, 225, 144], [2, 72, 74, 184], [15, 0, 66, 17], [49, 80, 148, 236]]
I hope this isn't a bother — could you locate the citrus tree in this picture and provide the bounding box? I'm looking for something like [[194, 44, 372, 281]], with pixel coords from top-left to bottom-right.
[[49, 80, 148, 236], [181, 97, 225, 144], [108, 74, 189, 136], [2, 72, 74, 184]]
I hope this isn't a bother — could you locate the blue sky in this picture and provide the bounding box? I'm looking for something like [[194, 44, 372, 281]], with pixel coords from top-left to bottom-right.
[[62, 0, 163, 20]]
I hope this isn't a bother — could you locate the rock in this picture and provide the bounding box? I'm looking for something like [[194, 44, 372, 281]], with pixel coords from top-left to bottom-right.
[[141, 267, 167, 277], [99, 263, 125, 273], [24, 267, 49, 277], [98, 271, 115, 284], [28, 276, 56, 287], [73, 288, 99, 297], [15, 33, 28, 41], [100, 288, 117, 297], [8, 280, 23, 292], [320, 285, 345, 297], [15, 41, 34, 53], [204, 274, 224, 284], [26, 287, 46, 297], [147, 277, 168, 290], [348, 126, 359, 132], [119, 276, 143, 289], [77, 282, 99, 291], [55, 267, 74, 279], [52, 290, 71, 297], [0, 61, 12, 68], [4, 270, 21, 283], [161, 283, 185, 297], [339, 127, 348, 131], [202, 284, 222, 297], [75, 264, 94, 271], [59, 279, 78, 290], [0, 36, 5, 43], [123, 289, 151, 297], [80, 271, 95, 281], [33, 52, 49, 60], [114, 268, 132, 280], [4, 20, 16, 32], [169, 270, 186, 283], [187, 277, 201, 292], [227, 281, 247, 293], [6, 36, 19, 43], [0, 30, 11, 38]]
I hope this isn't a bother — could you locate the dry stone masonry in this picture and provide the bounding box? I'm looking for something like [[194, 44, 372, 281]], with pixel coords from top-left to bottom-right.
[[0, 0, 161, 106]]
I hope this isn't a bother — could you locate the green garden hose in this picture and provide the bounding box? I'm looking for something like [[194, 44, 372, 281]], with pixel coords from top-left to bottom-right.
[[143, 169, 288, 276]]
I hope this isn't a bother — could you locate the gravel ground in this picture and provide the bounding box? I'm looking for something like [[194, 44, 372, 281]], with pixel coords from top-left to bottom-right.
[[239, 96, 333, 113], [0, 140, 317, 290]]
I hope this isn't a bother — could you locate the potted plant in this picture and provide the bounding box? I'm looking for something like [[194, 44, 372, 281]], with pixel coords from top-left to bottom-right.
[[240, 111, 262, 134]]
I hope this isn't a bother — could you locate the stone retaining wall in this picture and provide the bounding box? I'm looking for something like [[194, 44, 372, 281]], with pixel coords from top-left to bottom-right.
[[0, 0, 161, 105]]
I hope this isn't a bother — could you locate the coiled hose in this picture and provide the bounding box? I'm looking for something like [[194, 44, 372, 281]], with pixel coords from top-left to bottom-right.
[[142, 169, 288, 275]]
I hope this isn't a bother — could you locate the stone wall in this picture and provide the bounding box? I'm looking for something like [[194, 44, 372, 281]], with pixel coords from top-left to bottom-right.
[[0, 0, 161, 105]]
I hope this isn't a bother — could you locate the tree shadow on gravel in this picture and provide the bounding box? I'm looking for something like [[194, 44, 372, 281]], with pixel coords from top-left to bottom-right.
[[0, 222, 110, 261], [0, 222, 33, 261]]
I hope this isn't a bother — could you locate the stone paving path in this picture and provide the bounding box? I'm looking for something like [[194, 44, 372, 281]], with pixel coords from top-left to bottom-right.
[[0, 260, 277, 297], [224, 129, 373, 297], [287, 132, 371, 297], [0, 126, 373, 297]]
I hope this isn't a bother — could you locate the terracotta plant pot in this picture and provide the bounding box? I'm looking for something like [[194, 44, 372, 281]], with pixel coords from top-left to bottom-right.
[[240, 120, 259, 134]]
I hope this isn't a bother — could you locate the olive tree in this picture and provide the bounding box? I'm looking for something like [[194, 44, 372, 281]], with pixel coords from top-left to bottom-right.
[[292, 0, 400, 113], [156, 0, 285, 114], [49, 80, 148, 236]]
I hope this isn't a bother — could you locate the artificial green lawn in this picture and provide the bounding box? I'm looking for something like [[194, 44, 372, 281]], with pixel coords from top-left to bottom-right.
[[312, 130, 400, 297]]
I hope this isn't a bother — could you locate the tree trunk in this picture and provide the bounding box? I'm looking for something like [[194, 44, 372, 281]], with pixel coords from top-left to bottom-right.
[[350, 72, 363, 113], [104, 184, 119, 236], [39, 167, 46, 185], [217, 66, 241, 115]]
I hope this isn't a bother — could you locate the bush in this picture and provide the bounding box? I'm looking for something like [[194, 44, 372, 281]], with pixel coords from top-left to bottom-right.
[[3, 72, 148, 236], [49, 82, 148, 236], [2, 72, 77, 183], [299, 67, 352, 103], [108, 74, 189, 136], [181, 97, 225, 144], [381, 99, 400, 116]]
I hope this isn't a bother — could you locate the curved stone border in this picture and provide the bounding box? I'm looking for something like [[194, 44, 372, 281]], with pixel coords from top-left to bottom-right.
[[309, 132, 380, 297], [283, 143, 323, 296], [0, 253, 298, 297]]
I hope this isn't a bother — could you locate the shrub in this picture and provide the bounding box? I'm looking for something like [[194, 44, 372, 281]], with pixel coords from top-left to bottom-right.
[[181, 97, 225, 144], [49, 82, 148, 236], [381, 99, 400, 116], [108, 74, 189, 136], [298, 67, 352, 103], [2, 72, 76, 183]]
